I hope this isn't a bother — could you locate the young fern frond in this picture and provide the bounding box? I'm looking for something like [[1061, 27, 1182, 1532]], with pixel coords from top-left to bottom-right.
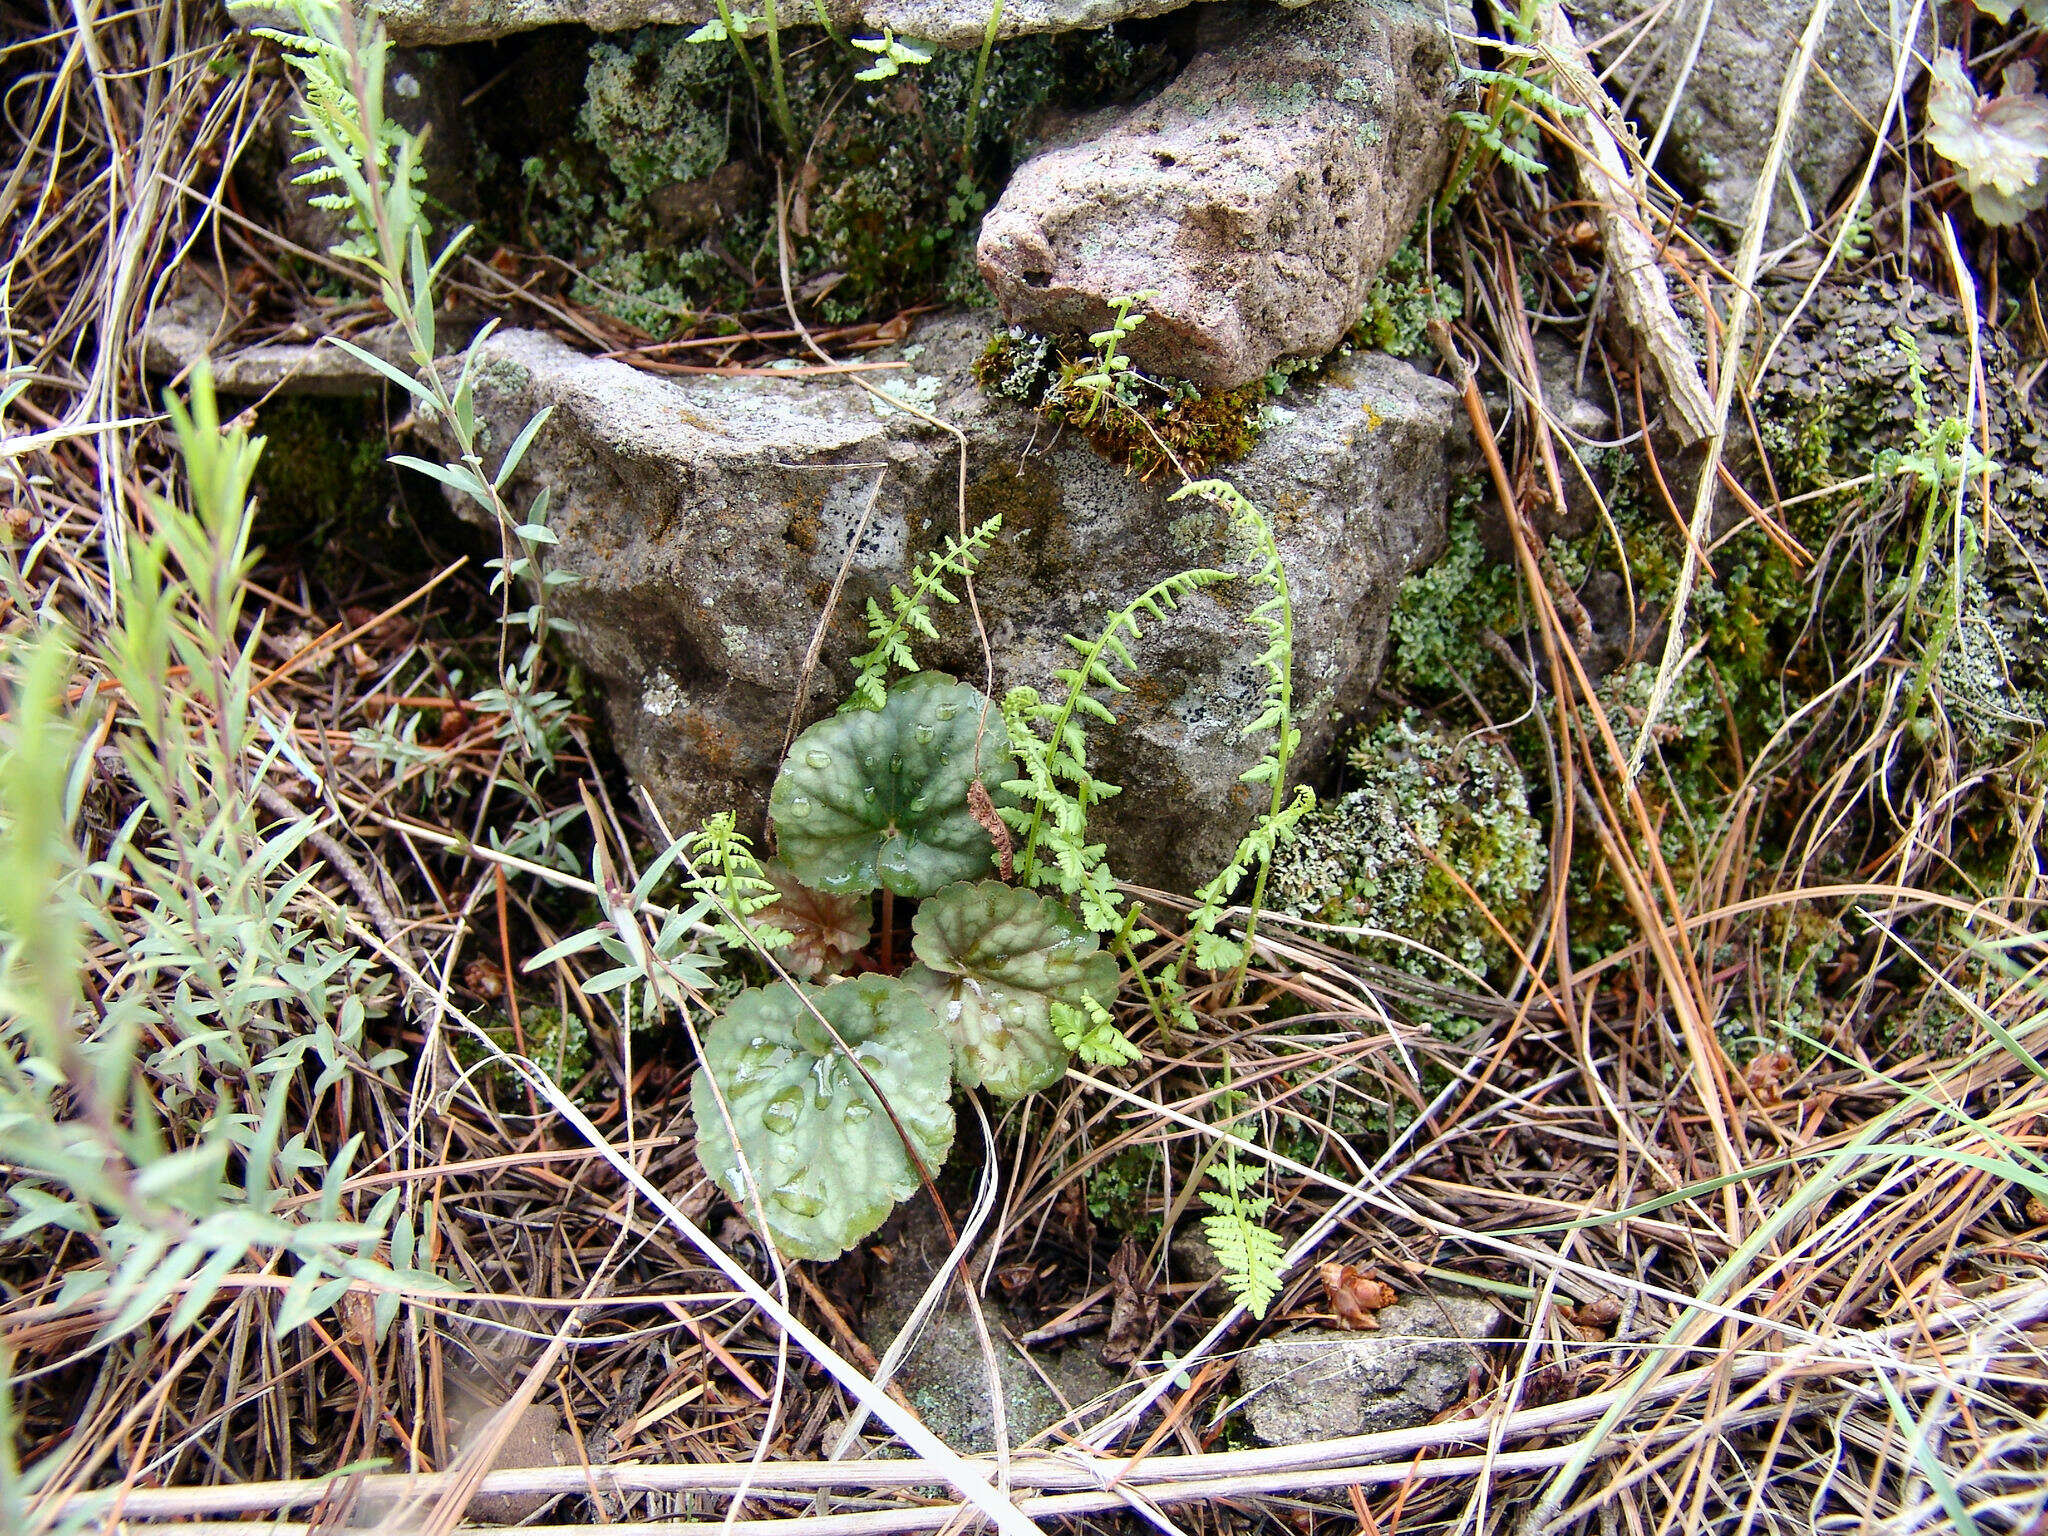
[[1169, 480, 1313, 979], [846, 515, 1003, 711], [680, 812, 792, 951], [252, 9, 427, 263], [1051, 993, 1141, 1067], [1001, 566, 1232, 932], [1200, 1144, 1286, 1319]]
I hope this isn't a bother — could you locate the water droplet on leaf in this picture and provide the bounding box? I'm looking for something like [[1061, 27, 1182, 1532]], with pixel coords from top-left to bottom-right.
[[806, 748, 832, 769], [787, 794, 812, 819], [762, 1086, 804, 1136], [914, 724, 935, 745], [772, 1181, 827, 1217]]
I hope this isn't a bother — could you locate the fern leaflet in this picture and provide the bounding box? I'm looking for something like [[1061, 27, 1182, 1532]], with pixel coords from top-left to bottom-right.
[[1201, 1147, 1286, 1319], [845, 515, 1002, 711]]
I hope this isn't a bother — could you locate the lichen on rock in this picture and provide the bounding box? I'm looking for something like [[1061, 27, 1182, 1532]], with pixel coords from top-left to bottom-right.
[[1267, 714, 1546, 985]]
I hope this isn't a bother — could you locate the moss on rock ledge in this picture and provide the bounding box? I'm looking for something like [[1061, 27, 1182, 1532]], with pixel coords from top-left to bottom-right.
[[972, 326, 1278, 479], [1267, 714, 1546, 988]]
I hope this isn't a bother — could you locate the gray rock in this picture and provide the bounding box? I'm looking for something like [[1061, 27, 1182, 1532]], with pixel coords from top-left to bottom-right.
[[860, 1209, 1122, 1452], [238, 0, 715, 45], [434, 314, 1459, 894], [976, 0, 1467, 391], [1234, 1293, 1501, 1444], [1581, 0, 1926, 241], [141, 284, 480, 396], [860, 0, 1190, 47], [250, 0, 1193, 46]]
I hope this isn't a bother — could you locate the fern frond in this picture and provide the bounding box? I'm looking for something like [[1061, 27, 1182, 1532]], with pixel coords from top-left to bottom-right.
[[1166, 482, 1310, 979], [1051, 994, 1141, 1067], [1200, 1147, 1286, 1318], [845, 515, 1003, 711], [1006, 566, 1232, 923]]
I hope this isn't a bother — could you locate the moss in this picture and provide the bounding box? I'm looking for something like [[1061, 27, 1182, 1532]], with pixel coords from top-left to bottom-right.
[[453, 1006, 593, 1104], [1087, 1143, 1162, 1237], [499, 24, 1163, 334], [1350, 228, 1463, 360], [1385, 477, 1518, 696], [973, 328, 1271, 480], [248, 396, 425, 591], [1267, 714, 1546, 985]]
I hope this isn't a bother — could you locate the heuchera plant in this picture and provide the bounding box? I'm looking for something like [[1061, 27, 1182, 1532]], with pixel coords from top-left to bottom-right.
[[692, 972, 955, 1261], [688, 449, 1303, 1311], [769, 672, 1016, 897], [904, 880, 1118, 1099]]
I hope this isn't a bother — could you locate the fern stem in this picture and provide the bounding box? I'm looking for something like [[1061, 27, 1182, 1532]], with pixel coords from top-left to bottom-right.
[[759, 0, 803, 153], [960, 0, 1004, 162]]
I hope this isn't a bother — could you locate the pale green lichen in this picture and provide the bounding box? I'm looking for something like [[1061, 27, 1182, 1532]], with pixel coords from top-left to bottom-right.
[[1351, 231, 1464, 359], [1267, 714, 1546, 982]]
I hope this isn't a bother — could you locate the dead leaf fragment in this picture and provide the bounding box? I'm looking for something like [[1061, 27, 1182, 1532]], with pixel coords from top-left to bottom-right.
[[967, 777, 1014, 880], [1559, 1294, 1623, 1336], [1743, 1048, 1797, 1106], [1318, 1261, 1397, 1330], [463, 958, 507, 1000], [1101, 1237, 1159, 1365]]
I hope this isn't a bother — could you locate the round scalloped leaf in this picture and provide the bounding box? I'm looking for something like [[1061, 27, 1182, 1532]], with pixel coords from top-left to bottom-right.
[[903, 880, 1120, 1099], [769, 673, 1016, 898], [692, 974, 954, 1261]]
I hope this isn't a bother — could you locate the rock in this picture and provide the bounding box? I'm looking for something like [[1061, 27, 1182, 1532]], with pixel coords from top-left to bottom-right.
[[976, 0, 1467, 391], [140, 283, 480, 396], [860, 0, 1191, 47], [860, 1208, 1122, 1452], [1579, 0, 1926, 241], [434, 314, 1460, 893], [238, 0, 716, 44], [1747, 277, 2048, 693], [245, 0, 1196, 46], [451, 1400, 578, 1524], [1234, 1293, 1501, 1445]]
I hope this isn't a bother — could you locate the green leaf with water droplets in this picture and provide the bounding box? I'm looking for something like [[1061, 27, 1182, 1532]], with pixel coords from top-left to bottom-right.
[[903, 880, 1119, 1100], [770, 672, 1017, 898], [692, 974, 955, 1261]]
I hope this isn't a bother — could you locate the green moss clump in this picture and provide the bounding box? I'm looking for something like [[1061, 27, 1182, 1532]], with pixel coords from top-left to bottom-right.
[[453, 1006, 593, 1104], [1086, 1143, 1162, 1237], [1267, 714, 1546, 984], [972, 328, 1271, 479], [1385, 479, 1517, 696]]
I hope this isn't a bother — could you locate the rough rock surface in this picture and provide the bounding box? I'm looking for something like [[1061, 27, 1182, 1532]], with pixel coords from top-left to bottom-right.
[[977, 0, 1467, 391], [1581, 0, 1925, 240], [254, 0, 1196, 46], [1235, 1293, 1501, 1444], [436, 316, 1459, 893], [239, 0, 715, 43], [856, 1209, 1122, 1453], [141, 284, 479, 396]]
